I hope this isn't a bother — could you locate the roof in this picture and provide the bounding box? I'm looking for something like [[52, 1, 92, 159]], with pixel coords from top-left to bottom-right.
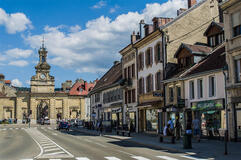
[[182, 43, 226, 77], [69, 81, 95, 96], [4, 80, 11, 84], [15, 87, 30, 91], [203, 21, 224, 36], [91, 62, 122, 92], [174, 43, 212, 58]]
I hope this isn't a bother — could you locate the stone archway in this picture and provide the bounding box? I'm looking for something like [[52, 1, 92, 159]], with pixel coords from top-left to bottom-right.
[[37, 101, 49, 122]]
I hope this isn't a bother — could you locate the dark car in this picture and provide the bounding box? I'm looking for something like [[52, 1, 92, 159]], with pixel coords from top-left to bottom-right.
[[57, 121, 71, 131]]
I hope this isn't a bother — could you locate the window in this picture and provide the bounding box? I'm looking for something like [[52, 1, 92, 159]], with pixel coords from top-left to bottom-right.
[[155, 71, 162, 90], [155, 43, 162, 63], [209, 76, 216, 97], [128, 90, 132, 103], [139, 78, 144, 94], [125, 91, 128, 104], [232, 12, 241, 37], [132, 64, 135, 78], [42, 56, 46, 62], [146, 74, 153, 93], [145, 48, 153, 67], [197, 79, 203, 99], [95, 93, 100, 102], [235, 58, 241, 82], [169, 87, 174, 102], [189, 81, 195, 99], [176, 86, 181, 100], [132, 89, 136, 103], [128, 66, 131, 79], [138, 53, 144, 71], [124, 68, 127, 79]]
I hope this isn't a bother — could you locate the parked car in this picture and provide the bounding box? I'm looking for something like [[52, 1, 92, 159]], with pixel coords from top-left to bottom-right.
[[57, 121, 71, 131], [44, 118, 50, 125]]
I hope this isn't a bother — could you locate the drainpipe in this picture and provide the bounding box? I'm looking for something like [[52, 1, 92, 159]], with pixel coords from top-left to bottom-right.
[[160, 29, 167, 133]]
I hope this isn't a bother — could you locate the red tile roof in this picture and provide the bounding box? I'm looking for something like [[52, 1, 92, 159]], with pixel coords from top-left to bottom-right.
[[4, 80, 11, 84], [69, 81, 95, 96]]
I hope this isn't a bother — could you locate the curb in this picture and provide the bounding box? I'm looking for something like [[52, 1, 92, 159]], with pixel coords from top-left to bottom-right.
[[72, 128, 182, 153]]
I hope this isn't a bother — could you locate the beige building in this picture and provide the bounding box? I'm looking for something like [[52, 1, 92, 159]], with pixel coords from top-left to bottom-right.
[[221, 0, 241, 141], [0, 44, 89, 124]]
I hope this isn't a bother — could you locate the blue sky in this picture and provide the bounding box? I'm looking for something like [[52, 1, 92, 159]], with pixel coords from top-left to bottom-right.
[[0, 0, 188, 87]]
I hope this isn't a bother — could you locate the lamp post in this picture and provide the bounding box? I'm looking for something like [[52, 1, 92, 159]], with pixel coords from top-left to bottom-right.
[[223, 65, 229, 155]]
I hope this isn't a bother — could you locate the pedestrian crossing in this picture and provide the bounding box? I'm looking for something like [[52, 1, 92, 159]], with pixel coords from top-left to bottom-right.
[[20, 154, 212, 160], [24, 127, 73, 159]]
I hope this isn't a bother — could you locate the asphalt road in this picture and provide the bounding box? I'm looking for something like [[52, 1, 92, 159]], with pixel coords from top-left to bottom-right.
[[0, 124, 212, 160]]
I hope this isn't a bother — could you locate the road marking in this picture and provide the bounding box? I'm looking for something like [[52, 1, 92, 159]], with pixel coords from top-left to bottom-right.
[[157, 156, 179, 160], [2, 128, 6, 130], [49, 159, 62, 160], [20, 159, 33, 160], [105, 157, 121, 160], [45, 148, 61, 152], [117, 150, 135, 156], [52, 133, 58, 136], [181, 155, 209, 160], [132, 156, 150, 160], [44, 151, 65, 156], [94, 142, 107, 148], [76, 157, 90, 160], [43, 145, 57, 149], [16, 128, 19, 129]]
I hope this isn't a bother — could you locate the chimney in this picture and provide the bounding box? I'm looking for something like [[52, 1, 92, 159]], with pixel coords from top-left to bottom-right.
[[144, 24, 154, 36], [139, 20, 145, 39], [131, 31, 137, 43], [188, 0, 196, 9], [177, 8, 187, 16], [152, 17, 173, 30]]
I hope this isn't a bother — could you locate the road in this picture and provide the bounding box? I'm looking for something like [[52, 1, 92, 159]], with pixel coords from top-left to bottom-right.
[[0, 124, 212, 160]]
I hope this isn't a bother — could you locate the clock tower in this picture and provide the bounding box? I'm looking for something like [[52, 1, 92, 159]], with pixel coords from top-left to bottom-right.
[[30, 42, 55, 93]]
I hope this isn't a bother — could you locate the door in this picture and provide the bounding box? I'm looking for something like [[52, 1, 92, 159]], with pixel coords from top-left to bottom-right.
[[237, 109, 241, 140]]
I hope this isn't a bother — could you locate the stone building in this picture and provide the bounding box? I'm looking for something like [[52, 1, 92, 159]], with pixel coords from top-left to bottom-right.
[[0, 44, 95, 124], [221, 0, 241, 141]]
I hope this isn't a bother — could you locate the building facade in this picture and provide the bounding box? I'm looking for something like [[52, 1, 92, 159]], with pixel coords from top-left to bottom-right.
[[221, 0, 241, 141], [0, 44, 94, 123]]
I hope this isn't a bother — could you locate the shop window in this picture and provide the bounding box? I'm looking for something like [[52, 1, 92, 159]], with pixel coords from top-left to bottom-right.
[[232, 12, 241, 37], [235, 58, 241, 82], [146, 109, 158, 132], [209, 76, 216, 97], [197, 79, 203, 99], [169, 87, 174, 102], [189, 81, 195, 99]]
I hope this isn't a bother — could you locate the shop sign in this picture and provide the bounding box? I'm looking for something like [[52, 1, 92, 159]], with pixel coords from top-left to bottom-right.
[[178, 99, 185, 107], [112, 108, 121, 113], [192, 100, 223, 111], [153, 91, 162, 97]]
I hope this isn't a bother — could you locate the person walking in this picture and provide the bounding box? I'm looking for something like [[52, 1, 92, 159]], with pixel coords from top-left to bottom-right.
[[175, 118, 181, 140], [192, 116, 200, 142]]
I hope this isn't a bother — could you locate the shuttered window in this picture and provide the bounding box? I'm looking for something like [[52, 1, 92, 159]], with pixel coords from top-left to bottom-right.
[[169, 87, 174, 102], [132, 89, 136, 103], [145, 48, 153, 67], [209, 76, 216, 97], [132, 63, 135, 78], [139, 78, 144, 94], [189, 81, 195, 99], [235, 58, 241, 82], [146, 74, 153, 93], [232, 11, 241, 37], [128, 90, 132, 103], [155, 71, 162, 90], [197, 79, 203, 99], [128, 66, 131, 79]]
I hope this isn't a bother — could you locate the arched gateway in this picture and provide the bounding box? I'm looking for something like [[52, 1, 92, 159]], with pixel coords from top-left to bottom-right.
[[37, 101, 49, 121]]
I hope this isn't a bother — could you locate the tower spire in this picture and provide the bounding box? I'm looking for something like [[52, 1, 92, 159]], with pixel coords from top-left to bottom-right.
[[41, 36, 45, 49]]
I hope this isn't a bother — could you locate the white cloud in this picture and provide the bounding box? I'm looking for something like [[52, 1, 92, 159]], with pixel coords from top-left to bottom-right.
[[12, 79, 22, 87], [24, 0, 187, 74], [69, 25, 81, 32], [109, 5, 120, 13], [92, 1, 107, 9], [5, 48, 33, 58], [8, 60, 28, 67], [0, 8, 32, 34]]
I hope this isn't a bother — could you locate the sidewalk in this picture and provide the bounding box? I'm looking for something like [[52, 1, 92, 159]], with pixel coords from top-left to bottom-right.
[[72, 127, 241, 160]]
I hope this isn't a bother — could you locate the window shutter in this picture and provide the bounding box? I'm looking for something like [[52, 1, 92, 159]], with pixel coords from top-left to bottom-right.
[[155, 45, 158, 64], [141, 53, 144, 70], [150, 48, 153, 66], [151, 74, 153, 92], [197, 80, 200, 99], [132, 64, 135, 77], [145, 51, 148, 68], [155, 73, 158, 91], [209, 77, 212, 97], [160, 43, 163, 62], [189, 81, 192, 99], [213, 77, 216, 97]]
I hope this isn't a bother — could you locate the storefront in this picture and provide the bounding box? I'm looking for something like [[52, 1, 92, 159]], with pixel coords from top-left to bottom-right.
[[191, 99, 225, 138], [126, 106, 136, 132], [234, 103, 241, 141], [111, 107, 122, 129]]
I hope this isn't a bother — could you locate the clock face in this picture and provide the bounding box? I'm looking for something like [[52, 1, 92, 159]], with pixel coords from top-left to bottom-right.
[[40, 73, 46, 80]]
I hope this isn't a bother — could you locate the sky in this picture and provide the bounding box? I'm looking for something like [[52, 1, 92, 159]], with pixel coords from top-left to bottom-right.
[[0, 0, 192, 88]]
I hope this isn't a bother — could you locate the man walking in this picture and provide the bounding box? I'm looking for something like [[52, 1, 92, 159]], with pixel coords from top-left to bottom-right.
[[192, 116, 200, 142]]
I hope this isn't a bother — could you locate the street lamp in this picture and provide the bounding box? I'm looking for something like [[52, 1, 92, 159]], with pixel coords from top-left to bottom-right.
[[222, 64, 229, 155]]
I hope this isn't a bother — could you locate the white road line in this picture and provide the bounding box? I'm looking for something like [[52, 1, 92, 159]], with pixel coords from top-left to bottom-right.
[[16, 128, 19, 129], [181, 155, 208, 160], [75, 157, 90, 160], [157, 156, 179, 160], [49, 159, 62, 160], [132, 156, 150, 160], [52, 133, 58, 136], [2, 128, 6, 130], [20, 159, 33, 160], [94, 142, 107, 148], [43, 145, 57, 149], [44, 151, 65, 156], [42, 143, 54, 146], [45, 148, 61, 152], [117, 150, 135, 156], [105, 157, 121, 160]]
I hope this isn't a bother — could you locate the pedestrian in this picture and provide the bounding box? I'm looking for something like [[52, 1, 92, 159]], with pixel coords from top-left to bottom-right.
[[192, 116, 200, 142], [168, 118, 174, 131], [175, 118, 181, 140]]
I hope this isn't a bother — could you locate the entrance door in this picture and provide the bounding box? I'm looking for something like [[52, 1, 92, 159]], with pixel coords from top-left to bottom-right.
[[236, 109, 241, 140], [37, 102, 49, 122]]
